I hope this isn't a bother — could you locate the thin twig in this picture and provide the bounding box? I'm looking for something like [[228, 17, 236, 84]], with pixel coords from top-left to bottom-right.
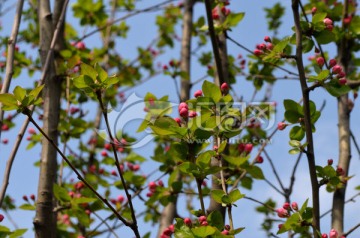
[[342, 222, 360, 237], [243, 196, 275, 212], [25, 112, 131, 226], [76, 0, 175, 43], [0, 0, 24, 140], [350, 130, 360, 159], [320, 192, 360, 218], [226, 34, 299, 77], [263, 149, 286, 192], [96, 91, 140, 238]]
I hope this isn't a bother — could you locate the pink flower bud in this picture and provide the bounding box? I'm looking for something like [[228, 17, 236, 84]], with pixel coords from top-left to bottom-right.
[[322, 234, 328, 238], [264, 36, 271, 42], [266, 43, 274, 50], [194, 90, 203, 98], [283, 202, 290, 210], [199, 216, 207, 223], [332, 65, 342, 74], [277, 122, 287, 130], [178, 102, 188, 111], [337, 71, 346, 78], [244, 143, 253, 153], [188, 111, 197, 118], [221, 82, 229, 92], [312, 7, 317, 15], [329, 229, 338, 238], [316, 57, 325, 67], [184, 218, 192, 226], [276, 207, 289, 218], [212, 7, 219, 20], [254, 49, 263, 56], [256, 156, 264, 164], [328, 159, 333, 165], [179, 108, 189, 118], [174, 117, 181, 126], [323, 18, 333, 26], [339, 78, 347, 85], [329, 59, 337, 68], [291, 202, 298, 211]]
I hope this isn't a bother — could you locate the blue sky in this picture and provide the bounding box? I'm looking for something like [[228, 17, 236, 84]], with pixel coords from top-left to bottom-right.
[[0, 0, 360, 237]]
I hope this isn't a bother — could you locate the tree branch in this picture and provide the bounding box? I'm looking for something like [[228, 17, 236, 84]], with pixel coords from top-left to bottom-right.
[[291, 1, 320, 236], [0, 0, 24, 140]]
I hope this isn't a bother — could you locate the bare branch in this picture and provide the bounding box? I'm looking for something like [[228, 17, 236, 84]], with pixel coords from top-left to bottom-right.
[[0, 0, 24, 139]]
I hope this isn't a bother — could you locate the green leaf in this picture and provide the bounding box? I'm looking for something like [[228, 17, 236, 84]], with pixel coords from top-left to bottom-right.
[[273, 37, 290, 53], [224, 12, 245, 28], [202, 80, 222, 103], [60, 49, 72, 58], [28, 84, 45, 99], [73, 75, 94, 89], [19, 204, 35, 210], [289, 148, 301, 154], [9, 229, 27, 238], [289, 126, 305, 141], [72, 197, 97, 204], [247, 166, 264, 180], [314, 30, 335, 44], [53, 183, 71, 202], [312, 12, 327, 23], [317, 70, 330, 81], [229, 189, 244, 203], [13, 86, 27, 101], [289, 140, 301, 147], [196, 151, 215, 169], [81, 63, 97, 81], [218, 140, 227, 153], [104, 76, 120, 86], [211, 189, 226, 204], [223, 154, 249, 167], [0, 93, 18, 109], [207, 211, 224, 230], [178, 162, 197, 174], [94, 63, 108, 82], [191, 226, 216, 237], [324, 82, 351, 97], [284, 99, 300, 111]]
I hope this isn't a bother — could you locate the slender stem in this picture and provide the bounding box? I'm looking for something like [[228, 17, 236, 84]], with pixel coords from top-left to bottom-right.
[[291, 1, 320, 236], [0, 0, 24, 140], [288, 152, 303, 195], [226, 34, 299, 76], [204, 0, 225, 85], [320, 192, 360, 218], [24, 112, 131, 227], [96, 91, 140, 238], [350, 130, 360, 159], [342, 222, 360, 237], [77, 0, 175, 43], [196, 179, 206, 214], [263, 149, 286, 192], [244, 196, 276, 212]]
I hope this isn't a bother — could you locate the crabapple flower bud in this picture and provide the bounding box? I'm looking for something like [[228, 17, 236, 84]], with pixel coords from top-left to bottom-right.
[[329, 229, 338, 238], [276, 207, 289, 218]]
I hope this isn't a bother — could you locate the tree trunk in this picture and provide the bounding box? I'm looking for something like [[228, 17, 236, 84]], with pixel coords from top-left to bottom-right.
[[34, 0, 64, 237], [332, 1, 352, 232], [157, 1, 195, 236]]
